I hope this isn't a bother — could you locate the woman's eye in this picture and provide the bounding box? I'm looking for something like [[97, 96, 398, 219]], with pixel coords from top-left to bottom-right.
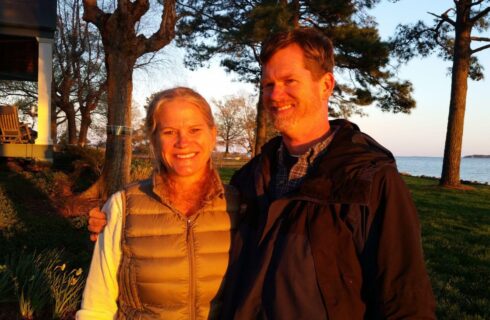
[[162, 130, 175, 136]]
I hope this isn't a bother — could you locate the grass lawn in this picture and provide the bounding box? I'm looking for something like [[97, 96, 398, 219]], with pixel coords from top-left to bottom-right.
[[403, 175, 490, 319], [0, 159, 488, 319]]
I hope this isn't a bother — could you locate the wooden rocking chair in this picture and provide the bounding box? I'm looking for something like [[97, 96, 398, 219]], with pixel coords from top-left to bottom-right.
[[0, 105, 33, 144]]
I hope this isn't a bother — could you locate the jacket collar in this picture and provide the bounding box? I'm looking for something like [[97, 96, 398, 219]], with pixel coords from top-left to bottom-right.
[[256, 119, 395, 205]]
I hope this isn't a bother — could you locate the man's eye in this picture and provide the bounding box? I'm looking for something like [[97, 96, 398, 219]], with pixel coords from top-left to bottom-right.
[[162, 130, 175, 135], [285, 79, 296, 84], [190, 128, 201, 134]]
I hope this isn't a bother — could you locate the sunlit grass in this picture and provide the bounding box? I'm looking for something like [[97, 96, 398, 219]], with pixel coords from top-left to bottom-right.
[[403, 175, 490, 319]]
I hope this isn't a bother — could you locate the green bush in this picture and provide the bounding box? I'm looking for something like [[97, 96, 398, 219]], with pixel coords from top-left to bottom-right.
[[18, 170, 71, 203], [53, 145, 104, 192], [0, 187, 26, 239]]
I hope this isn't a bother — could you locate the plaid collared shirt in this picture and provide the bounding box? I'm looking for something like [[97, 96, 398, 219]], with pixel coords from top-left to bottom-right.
[[272, 126, 339, 199]]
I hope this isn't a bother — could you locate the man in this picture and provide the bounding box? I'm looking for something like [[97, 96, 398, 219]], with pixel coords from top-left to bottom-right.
[[89, 28, 436, 319]]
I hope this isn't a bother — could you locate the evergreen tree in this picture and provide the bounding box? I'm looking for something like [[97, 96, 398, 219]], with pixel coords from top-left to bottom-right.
[[177, 0, 416, 153], [392, 0, 490, 188]]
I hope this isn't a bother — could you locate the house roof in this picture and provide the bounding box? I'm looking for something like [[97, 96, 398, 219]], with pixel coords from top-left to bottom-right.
[[0, 0, 57, 81], [0, 0, 57, 38]]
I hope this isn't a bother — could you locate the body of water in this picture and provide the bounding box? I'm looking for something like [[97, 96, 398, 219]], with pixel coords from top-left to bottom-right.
[[395, 157, 490, 184]]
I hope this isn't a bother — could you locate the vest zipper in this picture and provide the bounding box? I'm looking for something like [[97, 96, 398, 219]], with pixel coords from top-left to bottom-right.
[[187, 218, 196, 320]]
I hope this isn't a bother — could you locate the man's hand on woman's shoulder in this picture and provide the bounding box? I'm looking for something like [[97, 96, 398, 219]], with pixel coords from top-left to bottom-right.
[[88, 207, 108, 242]]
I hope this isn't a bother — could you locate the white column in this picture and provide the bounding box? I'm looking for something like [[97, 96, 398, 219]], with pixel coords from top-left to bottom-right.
[[35, 37, 53, 145]]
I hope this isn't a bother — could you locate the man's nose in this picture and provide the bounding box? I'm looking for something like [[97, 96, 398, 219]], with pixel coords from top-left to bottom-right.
[[268, 83, 285, 101]]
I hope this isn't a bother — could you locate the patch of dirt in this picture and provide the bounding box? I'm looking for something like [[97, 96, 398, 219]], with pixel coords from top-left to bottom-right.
[[61, 195, 103, 217], [440, 184, 476, 191]]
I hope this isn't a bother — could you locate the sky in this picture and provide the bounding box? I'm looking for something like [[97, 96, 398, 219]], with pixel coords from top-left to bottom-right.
[[132, 0, 490, 157]]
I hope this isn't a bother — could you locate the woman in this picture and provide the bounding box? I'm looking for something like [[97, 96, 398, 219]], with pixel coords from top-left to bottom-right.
[[77, 87, 241, 319]]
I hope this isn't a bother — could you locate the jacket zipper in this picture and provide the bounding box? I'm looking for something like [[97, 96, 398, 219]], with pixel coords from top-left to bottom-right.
[[187, 218, 196, 320]]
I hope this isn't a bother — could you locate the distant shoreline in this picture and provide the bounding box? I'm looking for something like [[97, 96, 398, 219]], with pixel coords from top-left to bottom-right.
[[395, 155, 490, 159], [395, 156, 490, 184], [399, 172, 489, 186], [463, 155, 490, 159]]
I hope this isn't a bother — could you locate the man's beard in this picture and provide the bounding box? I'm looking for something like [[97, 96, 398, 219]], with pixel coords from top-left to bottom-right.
[[270, 112, 297, 132]]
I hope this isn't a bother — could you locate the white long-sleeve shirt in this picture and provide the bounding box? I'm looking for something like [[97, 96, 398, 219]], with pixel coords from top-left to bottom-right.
[[76, 192, 124, 320]]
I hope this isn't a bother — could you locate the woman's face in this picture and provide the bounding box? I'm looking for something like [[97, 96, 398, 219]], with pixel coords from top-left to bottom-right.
[[155, 98, 216, 183]]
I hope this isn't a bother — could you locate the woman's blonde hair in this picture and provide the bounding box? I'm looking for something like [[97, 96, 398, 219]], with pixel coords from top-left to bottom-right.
[[145, 87, 216, 172]]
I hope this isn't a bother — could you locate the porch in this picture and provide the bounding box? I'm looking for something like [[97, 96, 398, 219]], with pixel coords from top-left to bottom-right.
[[0, 0, 56, 161]]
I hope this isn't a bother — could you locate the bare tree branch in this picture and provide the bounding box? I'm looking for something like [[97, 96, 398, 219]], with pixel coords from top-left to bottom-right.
[[471, 43, 490, 54], [82, 0, 108, 28], [471, 36, 490, 41], [139, 0, 176, 55], [471, 6, 490, 23], [429, 9, 456, 27], [470, 0, 485, 6], [131, 0, 150, 24]]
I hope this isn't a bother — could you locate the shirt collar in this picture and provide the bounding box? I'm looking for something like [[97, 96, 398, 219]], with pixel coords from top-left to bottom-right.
[[278, 125, 339, 166]]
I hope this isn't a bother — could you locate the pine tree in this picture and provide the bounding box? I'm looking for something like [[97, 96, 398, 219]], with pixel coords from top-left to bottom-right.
[[177, 0, 416, 153], [392, 0, 490, 188]]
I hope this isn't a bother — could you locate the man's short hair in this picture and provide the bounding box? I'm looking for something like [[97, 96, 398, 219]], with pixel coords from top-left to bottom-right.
[[260, 27, 334, 80]]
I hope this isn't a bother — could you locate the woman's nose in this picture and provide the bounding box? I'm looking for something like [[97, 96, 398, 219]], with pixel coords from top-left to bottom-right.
[[175, 132, 190, 147]]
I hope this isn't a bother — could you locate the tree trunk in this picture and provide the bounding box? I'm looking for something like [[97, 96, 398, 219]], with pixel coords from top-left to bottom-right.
[[50, 103, 57, 144], [225, 141, 230, 156], [440, 12, 471, 188], [81, 0, 177, 200], [78, 110, 92, 147], [254, 91, 267, 156], [65, 107, 78, 144], [81, 52, 134, 199]]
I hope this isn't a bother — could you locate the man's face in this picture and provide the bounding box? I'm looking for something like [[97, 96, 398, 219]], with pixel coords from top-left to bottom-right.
[[261, 44, 334, 140]]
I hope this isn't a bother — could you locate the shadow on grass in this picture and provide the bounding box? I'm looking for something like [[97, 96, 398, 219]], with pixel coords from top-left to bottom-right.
[[0, 159, 93, 268]]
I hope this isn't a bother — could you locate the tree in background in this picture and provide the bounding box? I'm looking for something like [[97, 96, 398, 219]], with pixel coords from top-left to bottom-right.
[[238, 97, 260, 156], [55, 0, 107, 146], [82, 0, 176, 199], [392, 0, 490, 188], [177, 0, 416, 153], [213, 94, 277, 156], [213, 96, 246, 156]]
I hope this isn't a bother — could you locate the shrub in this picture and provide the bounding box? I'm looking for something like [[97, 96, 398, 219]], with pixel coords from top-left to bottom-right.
[[131, 158, 153, 182], [53, 145, 104, 192], [0, 264, 15, 304], [0, 187, 26, 239], [18, 170, 72, 202], [3, 251, 51, 319], [0, 250, 86, 319]]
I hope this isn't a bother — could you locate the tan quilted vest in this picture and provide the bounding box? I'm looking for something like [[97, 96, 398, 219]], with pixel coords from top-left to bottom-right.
[[117, 170, 241, 319]]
